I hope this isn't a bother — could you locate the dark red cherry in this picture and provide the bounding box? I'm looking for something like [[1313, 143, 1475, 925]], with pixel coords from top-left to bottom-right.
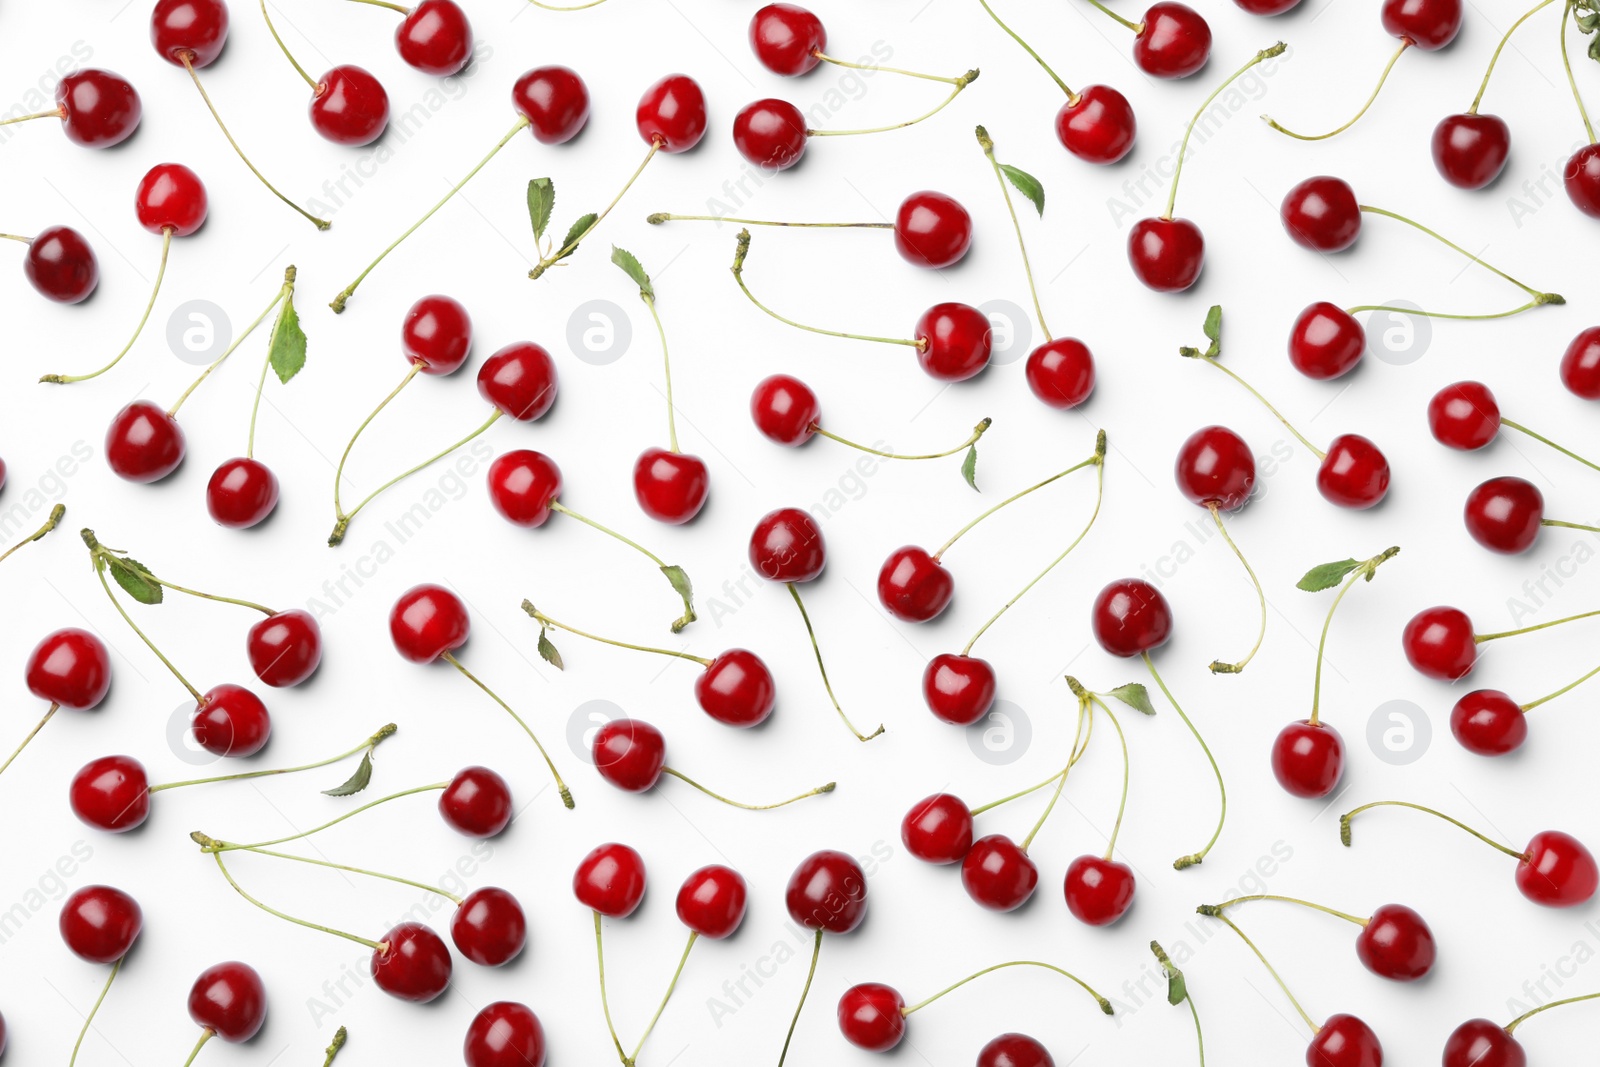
[[57, 70, 142, 148], [1280, 176, 1360, 252], [732, 99, 807, 171], [749, 507, 825, 582], [1317, 434, 1389, 510], [136, 163, 208, 236], [574, 842, 647, 918], [245, 610, 321, 688], [877, 547, 952, 623], [837, 982, 906, 1051], [440, 766, 512, 837], [1517, 830, 1598, 906], [1355, 903, 1435, 981], [477, 342, 558, 421], [676, 864, 748, 939], [1091, 578, 1172, 657], [1063, 855, 1136, 926], [187, 961, 266, 1042], [961, 834, 1038, 911], [916, 302, 991, 382], [786, 849, 867, 933], [1432, 113, 1510, 189], [1270, 720, 1344, 799], [397, 0, 473, 77], [207, 458, 279, 529], [1560, 326, 1600, 398], [106, 401, 185, 484], [371, 922, 452, 1002], [1288, 302, 1365, 380], [401, 294, 472, 374], [902, 793, 974, 864], [27, 629, 111, 710], [1127, 217, 1204, 292], [1564, 143, 1600, 217], [465, 1002, 546, 1067], [695, 649, 776, 727], [1450, 689, 1526, 756], [1174, 425, 1255, 510], [452, 886, 526, 967], [1134, 2, 1212, 79], [1025, 338, 1095, 409], [192, 683, 271, 758], [1381, 0, 1463, 50], [1442, 1020, 1525, 1067], [1055, 85, 1137, 164], [1402, 606, 1477, 680], [750, 3, 825, 76], [60, 885, 142, 963], [593, 718, 666, 793], [637, 74, 707, 153], [1464, 476, 1542, 554], [751, 374, 819, 445], [979, 1033, 1055, 1067], [310, 65, 389, 146], [1428, 381, 1498, 450], [895, 192, 972, 269], [388, 583, 469, 663], [152, 0, 229, 68], [513, 66, 590, 145], [922, 654, 996, 726], [634, 449, 709, 525], [487, 450, 561, 527], [1308, 1014, 1383, 1067], [23, 225, 99, 303]]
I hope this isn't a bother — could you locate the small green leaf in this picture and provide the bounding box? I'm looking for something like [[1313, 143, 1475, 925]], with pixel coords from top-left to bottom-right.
[[1109, 683, 1156, 715], [1201, 305, 1222, 357], [108, 556, 163, 605], [961, 443, 979, 491], [610, 246, 654, 300], [322, 752, 373, 796], [1590, 33, 1600, 59], [527, 178, 554, 243], [1151, 942, 1188, 1006], [662, 565, 696, 634], [998, 163, 1045, 216], [556, 213, 597, 262], [537, 629, 564, 671], [1297, 559, 1361, 592], [267, 294, 307, 384]]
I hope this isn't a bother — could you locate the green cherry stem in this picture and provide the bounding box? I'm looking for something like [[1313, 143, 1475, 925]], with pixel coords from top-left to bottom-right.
[[1561, 1, 1598, 143], [661, 767, 835, 811], [90, 545, 203, 703], [82, 530, 275, 616], [1198, 894, 1367, 927], [1182, 344, 1327, 461], [1165, 44, 1287, 220], [545, 501, 696, 632], [977, 0, 1079, 101], [0, 702, 59, 778], [1264, 40, 1410, 141], [1144, 652, 1225, 870], [1206, 503, 1266, 675], [1520, 658, 1600, 712], [787, 582, 884, 742], [208, 783, 451, 852], [968, 699, 1098, 818], [0, 108, 64, 127], [329, 364, 423, 541], [438, 652, 574, 809], [777, 929, 823, 1067], [900, 959, 1114, 1017], [977, 123, 1051, 340], [812, 51, 969, 84], [628, 930, 698, 1065], [594, 911, 629, 1065], [260, 0, 319, 90], [1506, 989, 1600, 1032], [648, 213, 891, 230], [1018, 694, 1089, 853], [345, 0, 410, 9], [322, 1027, 348, 1066], [40, 229, 171, 384], [1470, 0, 1559, 113], [168, 270, 291, 418], [211, 841, 464, 904], [1208, 913, 1319, 1033], [1338, 800, 1525, 859], [152, 724, 396, 793], [68, 956, 122, 1067], [521, 601, 713, 668], [1085, 692, 1132, 860], [200, 845, 384, 950], [1081, 0, 1141, 30], [1348, 205, 1563, 313], [1309, 547, 1401, 727], [938, 440, 1102, 560], [530, 142, 660, 280], [1541, 517, 1600, 534], [0, 502, 65, 566], [1475, 606, 1600, 643], [811, 419, 992, 463], [1499, 418, 1600, 474], [528, 0, 609, 11], [641, 287, 678, 452], [181, 1029, 215, 1067], [808, 70, 979, 138]]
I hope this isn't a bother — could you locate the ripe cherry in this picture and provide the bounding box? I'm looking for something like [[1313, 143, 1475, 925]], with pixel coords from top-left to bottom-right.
[[440, 766, 513, 837], [916, 302, 992, 381], [676, 864, 748, 939], [187, 961, 266, 1044], [60, 885, 142, 963], [751, 374, 819, 445], [750, 507, 824, 583], [962, 835, 1038, 912], [1308, 1014, 1384, 1067], [1565, 144, 1600, 217], [634, 450, 709, 525], [1026, 339, 1096, 409], [1288, 303, 1365, 380], [1271, 720, 1345, 798], [1402, 606, 1477, 680], [1355, 903, 1435, 981], [1433, 113, 1510, 190], [192, 683, 271, 758], [245, 609, 322, 688], [1063, 856, 1136, 926], [487, 450, 562, 527], [732, 98, 807, 171], [878, 547, 953, 623], [1175, 425, 1255, 509], [106, 401, 186, 483], [70, 755, 150, 832], [308, 65, 390, 147], [838, 983, 905, 1051], [56, 69, 143, 148], [395, 0, 473, 76], [372, 922, 452, 1002], [787, 850, 867, 932], [452, 886, 526, 966], [401, 294, 472, 372], [27, 628, 111, 710], [206, 458, 278, 528], [1317, 434, 1389, 509], [389, 583, 469, 662], [1127, 217, 1204, 292], [1451, 689, 1526, 756], [1382, 0, 1464, 49], [151, 0, 229, 68], [17, 225, 99, 303], [895, 192, 972, 269], [696, 650, 776, 727], [1428, 380, 1498, 449], [137, 163, 209, 236], [922, 654, 997, 726], [1132, 3, 1213, 79], [574, 842, 647, 918], [1090, 579, 1172, 658], [513, 66, 591, 145], [478, 342, 559, 421], [1056, 85, 1137, 164], [1518, 830, 1599, 906], [1442, 1020, 1523, 1067], [1463, 476, 1543, 554], [637, 74, 708, 154], [1281, 176, 1361, 252], [1560, 326, 1600, 398], [750, 4, 825, 76], [593, 718, 667, 792], [980, 1034, 1055, 1067], [902, 794, 974, 864], [465, 1002, 546, 1067]]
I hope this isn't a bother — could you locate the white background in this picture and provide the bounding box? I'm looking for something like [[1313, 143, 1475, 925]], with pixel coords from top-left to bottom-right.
[[3, 0, 1600, 1063]]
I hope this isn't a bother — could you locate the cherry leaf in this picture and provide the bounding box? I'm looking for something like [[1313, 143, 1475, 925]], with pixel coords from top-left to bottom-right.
[[1151, 941, 1187, 1005], [998, 163, 1045, 216], [1109, 683, 1156, 715], [108, 556, 163, 605], [321, 752, 373, 797], [556, 214, 597, 262], [611, 246, 654, 300], [1297, 559, 1361, 592], [527, 178, 554, 243], [268, 294, 307, 384], [662, 565, 696, 633], [537, 629, 564, 671], [1202, 305, 1222, 357]]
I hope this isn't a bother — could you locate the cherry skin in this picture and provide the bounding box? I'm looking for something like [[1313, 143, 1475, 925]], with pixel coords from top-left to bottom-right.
[[1317, 434, 1390, 510], [1517, 830, 1598, 907], [979, 1034, 1055, 1067], [1308, 1014, 1383, 1067], [751, 374, 819, 445], [192, 683, 271, 758], [962, 834, 1038, 912], [388, 583, 469, 663], [1063, 855, 1136, 926], [1428, 381, 1499, 450], [487, 450, 562, 527], [309, 65, 389, 147], [1443, 1021, 1524, 1067], [1288, 303, 1365, 380], [207, 458, 279, 529], [1127, 217, 1204, 292], [372, 922, 452, 1002], [477, 342, 559, 421], [1134, 2, 1212, 79], [1463, 476, 1543, 554], [24, 225, 99, 303], [750, 4, 825, 76], [837, 982, 906, 1051], [1432, 114, 1510, 190], [451, 886, 526, 966], [1564, 143, 1600, 217], [440, 766, 513, 837], [574, 843, 647, 918], [916, 302, 992, 381], [1281, 176, 1360, 252], [70, 756, 150, 832], [245, 609, 322, 688], [402, 294, 472, 374], [592, 718, 666, 793], [1402, 606, 1477, 680], [27, 629, 111, 710], [1091, 578, 1172, 658], [106, 401, 186, 484], [1560, 326, 1600, 398], [1354, 903, 1435, 981], [1270, 720, 1344, 799], [56, 70, 142, 149], [1026, 338, 1096, 408], [922, 654, 997, 726], [187, 961, 266, 1042], [151, 0, 229, 69], [878, 546, 953, 623], [634, 449, 709, 525], [1381, 0, 1464, 50], [1236, 0, 1302, 11], [786, 850, 867, 932], [695, 650, 776, 727], [1450, 689, 1526, 756], [60, 885, 142, 963], [1175, 425, 1255, 510], [512, 66, 590, 145], [136, 163, 208, 236], [895, 192, 972, 269], [901, 793, 974, 864], [637, 74, 708, 153], [396, 0, 473, 77], [732, 99, 807, 171], [465, 1003, 546, 1067], [749, 507, 825, 582], [1056, 85, 1137, 164], [676, 864, 748, 939]]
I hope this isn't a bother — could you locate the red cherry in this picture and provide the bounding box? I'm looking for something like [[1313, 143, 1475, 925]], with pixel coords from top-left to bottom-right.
[[1175, 425, 1255, 510], [979, 1034, 1055, 1067], [487, 450, 561, 527], [57, 70, 142, 148], [440, 766, 512, 837], [152, 0, 229, 68], [1428, 381, 1499, 450], [1432, 114, 1510, 190], [901, 793, 974, 864], [371, 922, 452, 1002], [1063, 855, 1136, 926], [921, 654, 996, 726], [187, 961, 266, 1042], [60, 885, 142, 963], [477, 342, 559, 421], [695, 650, 776, 727], [310, 65, 389, 146], [749, 507, 825, 582], [245, 610, 322, 688], [23, 225, 99, 303], [1025, 338, 1095, 409], [1055, 85, 1137, 164], [751, 374, 819, 445], [750, 4, 825, 76], [1127, 217, 1204, 292], [1450, 689, 1526, 756], [402, 294, 472, 374], [633, 449, 709, 525], [894, 192, 972, 269], [192, 683, 271, 758], [206, 458, 279, 529], [396, 0, 473, 77], [1317, 434, 1390, 510], [388, 583, 469, 663], [1402, 607, 1477, 680], [877, 546, 953, 623], [1464, 476, 1542, 554], [1442, 1020, 1525, 1067], [732, 99, 807, 171], [837, 982, 906, 1051], [27, 629, 111, 709], [1134, 2, 1212, 79], [676, 864, 748, 939], [1288, 303, 1365, 380], [1354, 903, 1435, 981], [593, 718, 666, 793], [465, 1002, 546, 1067], [1564, 143, 1600, 217], [1381, 0, 1463, 50], [1270, 720, 1344, 799], [916, 302, 992, 381], [1307, 1013, 1383, 1067], [452, 886, 526, 966], [1560, 326, 1600, 398], [786, 849, 867, 932], [1280, 176, 1360, 252], [637, 74, 707, 153], [512, 66, 590, 145], [106, 401, 186, 484], [574, 842, 647, 918], [136, 163, 208, 236], [1517, 830, 1598, 906], [961, 834, 1038, 911], [1091, 578, 1172, 658]]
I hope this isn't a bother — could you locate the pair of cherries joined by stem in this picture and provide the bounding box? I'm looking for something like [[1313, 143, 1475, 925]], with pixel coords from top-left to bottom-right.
[[1461, 475, 1600, 555], [1199, 894, 1436, 983], [349, 0, 473, 77], [183, 961, 267, 1064], [60, 884, 143, 1065], [3, 225, 99, 304], [260, 0, 389, 146], [590, 716, 835, 810], [1402, 602, 1600, 681], [0, 67, 141, 149], [779, 849, 868, 1065], [0, 619, 109, 781], [1445, 991, 1600, 1067]]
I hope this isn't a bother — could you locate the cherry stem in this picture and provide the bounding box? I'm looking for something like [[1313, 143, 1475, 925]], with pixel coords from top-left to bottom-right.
[[593, 911, 630, 1065], [345, 0, 409, 11], [777, 929, 823, 1067], [1522, 658, 1600, 712], [0, 502, 66, 566], [1310, 547, 1400, 725], [1356, 205, 1559, 301], [648, 213, 891, 230], [0, 233, 34, 243], [813, 418, 991, 462], [69, 955, 122, 1067], [970, 765, 1078, 816], [731, 230, 922, 350], [1165, 44, 1286, 219], [1081, 0, 1141, 31], [181, 1029, 215, 1067], [639, 292, 679, 452], [1019, 695, 1089, 852], [628, 930, 698, 1064], [203, 848, 383, 950], [809, 71, 979, 138], [976, 0, 1076, 99], [1541, 517, 1600, 534], [169, 272, 289, 418], [213, 783, 449, 851], [1476, 606, 1600, 643], [522, 600, 712, 667], [978, 124, 1051, 340], [440, 652, 574, 809], [813, 51, 966, 84], [180, 54, 329, 229], [1263, 39, 1410, 141], [546, 502, 696, 632], [530, 142, 659, 280], [1500, 418, 1600, 474], [0, 108, 64, 126], [1199, 894, 1367, 927], [901, 959, 1113, 1017], [938, 442, 1102, 559], [1471, 0, 1558, 112], [41, 228, 170, 384], [1506, 989, 1600, 1032], [1145, 653, 1225, 870], [1086, 693, 1132, 859], [1561, 1, 1597, 143], [260, 0, 319, 91], [1187, 352, 1326, 460], [330, 363, 423, 538], [1152, 941, 1206, 1067], [83, 529, 276, 615], [787, 582, 884, 741], [0, 702, 58, 779], [661, 767, 834, 810], [153, 723, 395, 793], [1207, 505, 1266, 675], [221, 841, 464, 904], [322, 1027, 348, 1067], [331, 117, 529, 311], [1338, 799, 1525, 860], [1209, 913, 1318, 1034], [93, 554, 202, 702], [1346, 297, 1559, 321], [528, 0, 610, 9]]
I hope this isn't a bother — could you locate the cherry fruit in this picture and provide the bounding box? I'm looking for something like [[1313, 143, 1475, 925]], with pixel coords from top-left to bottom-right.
[[980, 1034, 1056, 1067], [27, 628, 112, 711], [750, 4, 826, 75], [389, 583, 469, 663], [837, 982, 905, 1051], [245, 610, 322, 688], [922, 654, 998, 726], [1026, 339, 1096, 409], [1090, 579, 1171, 658], [1127, 217, 1204, 293], [787, 849, 867, 933], [1308, 1014, 1384, 1067], [192, 683, 271, 758], [60, 885, 142, 964], [894, 192, 972, 269], [206, 458, 278, 528], [187, 960, 267, 1044], [676, 865, 748, 940], [1132, 3, 1213, 79], [55, 69, 143, 148], [1271, 720, 1345, 798], [465, 1002, 546, 1067], [1356, 903, 1435, 981], [1433, 113, 1510, 189], [1055, 85, 1137, 164], [152, 0, 229, 68], [1402, 606, 1477, 679], [574, 842, 647, 918], [395, 0, 473, 76], [372, 922, 452, 1002], [451, 886, 526, 967], [1450, 689, 1527, 755], [14, 225, 99, 304], [1463, 476, 1545, 554], [1281, 176, 1361, 253], [1560, 326, 1600, 398], [902, 794, 974, 864], [69, 755, 150, 832], [1566, 144, 1600, 217], [961, 834, 1038, 912], [440, 766, 513, 837], [1063, 856, 1137, 926], [1442, 1020, 1524, 1067]]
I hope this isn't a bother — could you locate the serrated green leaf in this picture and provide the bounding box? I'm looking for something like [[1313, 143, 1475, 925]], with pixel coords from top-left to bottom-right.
[[961, 444, 979, 491], [662, 565, 696, 633], [322, 752, 372, 796], [998, 163, 1045, 216], [108, 556, 163, 605], [1297, 558, 1361, 592], [268, 295, 307, 384], [1109, 683, 1156, 715], [556, 213, 598, 262], [537, 629, 564, 671], [611, 246, 654, 300], [527, 178, 554, 243]]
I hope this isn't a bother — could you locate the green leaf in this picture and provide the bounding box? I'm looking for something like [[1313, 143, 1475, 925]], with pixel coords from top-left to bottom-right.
[[527, 178, 554, 243], [662, 565, 696, 634], [322, 752, 373, 796], [1590, 33, 1600, 60], [998, 163, 1045, 216], [108, 556, 163, 605], [1109, 683, 1156, 716], [961, 443, 979, 491], [1297, 559, 1361, 592], [610, 246, 654, 300], [267, 294, 307, 384], [537, 629, 564, 671], [556, 213, 597, 262], [1150, 941, 1188, 1005], [1201, 305, 1222, 357]]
